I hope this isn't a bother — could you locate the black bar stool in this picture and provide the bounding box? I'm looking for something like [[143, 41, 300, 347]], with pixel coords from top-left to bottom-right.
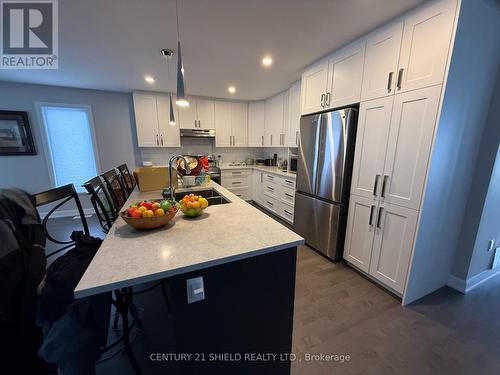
[[101, 169, 128, 214], [117, 163, 136, 196], [33, 184, 90, 259], [82, 176, 116, 234]]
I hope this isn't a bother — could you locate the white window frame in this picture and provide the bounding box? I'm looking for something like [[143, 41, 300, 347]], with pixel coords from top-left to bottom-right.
[[36, 102, 101, 192]]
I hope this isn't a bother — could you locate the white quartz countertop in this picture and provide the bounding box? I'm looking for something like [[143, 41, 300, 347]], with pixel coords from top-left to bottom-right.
[[74, 181, 303, 298], [220, 165, 297, 179]]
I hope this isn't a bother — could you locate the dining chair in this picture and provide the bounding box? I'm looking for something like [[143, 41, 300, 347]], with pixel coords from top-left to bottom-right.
[[33, 184, 90, 259], [82, 176, 116, 234], [101, 169, 128, 213], [116, 163, 136, 195]]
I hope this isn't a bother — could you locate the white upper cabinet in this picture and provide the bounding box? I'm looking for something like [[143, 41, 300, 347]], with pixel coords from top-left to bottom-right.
[[381, 85, 441, 210], [248, 101, 265, 147], [327, 40, 366, 109], [196, 98, 215, 130], [264, 92, 285, 146], [156, 95, 180, 147], [344, 195, 377, 272], [369, 202, 418, 294], [177, 100, 197, 129], [178, 97, 215, 129], [397, 0, 457, 93], [301, 59, 329, 115], [133, 93, 160, 147], [301, 40, 365, 115], [231, 102, 248, 146], [214, 101, 248, 147], [285, 81, 301, 147], [351, 96, 393, 200], [214, 101, 232, 147], [361, 21, 404, 101]]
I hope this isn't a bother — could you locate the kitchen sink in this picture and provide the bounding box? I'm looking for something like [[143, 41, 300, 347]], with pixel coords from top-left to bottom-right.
[[174, 188, 230, 206]]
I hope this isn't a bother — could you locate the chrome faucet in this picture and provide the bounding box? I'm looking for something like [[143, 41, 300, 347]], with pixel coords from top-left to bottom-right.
[[163, 155, 191, 200]]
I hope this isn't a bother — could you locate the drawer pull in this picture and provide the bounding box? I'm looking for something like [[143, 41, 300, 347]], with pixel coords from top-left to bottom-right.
[[284, 210, 293, 215], [267, 175, 274, 179], [232, 181, 242, 185], [285, 180, 293, 184], [232, 171, 242, 175], [266, 201, 273, 206], [284, 193, 293, 198], [267, 186, 274, 191]]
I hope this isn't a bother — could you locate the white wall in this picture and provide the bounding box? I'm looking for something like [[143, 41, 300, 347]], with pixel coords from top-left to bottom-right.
[[403, 0, 500, 304]]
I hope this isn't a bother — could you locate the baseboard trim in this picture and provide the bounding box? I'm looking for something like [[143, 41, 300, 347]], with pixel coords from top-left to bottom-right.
[[39, 208, 94, 219], [447, 268, 500, 294], [465, 268, 500, 293], [447, 274, 466, 293]]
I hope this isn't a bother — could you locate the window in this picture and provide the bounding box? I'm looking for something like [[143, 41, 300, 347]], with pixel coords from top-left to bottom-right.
[[39, 104, 99, 192]]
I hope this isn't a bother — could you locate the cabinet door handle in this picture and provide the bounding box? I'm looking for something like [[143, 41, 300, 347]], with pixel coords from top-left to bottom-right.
[[373, 174, 380, 196], [296, 131, 299, 146], [156, 134, 159, 145], [376, 207, 384, 229], [261, 135, 264, 146], [381, 175, 389, 198], [270, 134, 273, 145], [160, 134, 163, 146], [369, 205, 376, 226], [325, 92, 331, 107], [261, 173, 263, 183], [396, 68, 404, 90], [387, 72, 394, 92], [320, 93, 325, 107]]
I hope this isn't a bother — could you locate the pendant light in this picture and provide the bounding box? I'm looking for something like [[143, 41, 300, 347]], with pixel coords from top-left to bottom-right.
[[161, 48, 177, 126], [175, 0, 189, 107]]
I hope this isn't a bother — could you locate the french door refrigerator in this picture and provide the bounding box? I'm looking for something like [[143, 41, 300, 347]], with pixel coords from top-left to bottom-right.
[[294, 108, 357, 261]]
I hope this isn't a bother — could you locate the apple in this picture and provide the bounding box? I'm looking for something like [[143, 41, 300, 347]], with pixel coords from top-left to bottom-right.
[[131, 210, 142, 218], [127, 207, 137, 217]]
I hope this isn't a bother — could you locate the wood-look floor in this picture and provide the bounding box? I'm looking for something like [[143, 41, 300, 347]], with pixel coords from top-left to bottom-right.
[[291, 244, 500, 375]]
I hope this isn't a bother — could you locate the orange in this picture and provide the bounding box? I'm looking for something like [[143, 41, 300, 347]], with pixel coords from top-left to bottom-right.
[[186, 201, 194, 209], [192, 201, 200, 209]]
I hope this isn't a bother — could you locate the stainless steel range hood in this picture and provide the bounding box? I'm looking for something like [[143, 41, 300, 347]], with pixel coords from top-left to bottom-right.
[[180, 129, 215, 138]]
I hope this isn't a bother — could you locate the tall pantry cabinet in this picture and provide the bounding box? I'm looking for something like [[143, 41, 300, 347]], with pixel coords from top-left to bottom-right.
[[343, 0, 458, 295]]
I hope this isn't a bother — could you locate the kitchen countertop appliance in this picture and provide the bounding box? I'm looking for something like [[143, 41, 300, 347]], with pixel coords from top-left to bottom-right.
[[294, 108, 358, 261]]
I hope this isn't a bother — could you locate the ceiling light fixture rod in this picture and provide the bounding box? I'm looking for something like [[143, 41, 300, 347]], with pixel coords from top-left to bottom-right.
[[175, 0, 189, 107]]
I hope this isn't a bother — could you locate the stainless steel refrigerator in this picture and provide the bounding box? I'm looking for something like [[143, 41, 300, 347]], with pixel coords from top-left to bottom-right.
[[294, 108, 357, 261]]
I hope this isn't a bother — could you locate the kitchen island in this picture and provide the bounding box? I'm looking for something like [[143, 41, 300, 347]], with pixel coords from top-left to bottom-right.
[[75, 181, 303, 375]]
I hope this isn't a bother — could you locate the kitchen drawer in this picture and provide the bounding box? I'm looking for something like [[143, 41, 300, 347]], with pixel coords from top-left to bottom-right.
[[228, 186, 251, 200], [279, 203, 294, 224], [263, 183, 279, 200], [223, 176, 250, 189], [280, 186, 295, 206], [222, 169, 252, 178], [281, 177, 296, 189], [264, 173, 280, 185], [262, 196, 279, 214]]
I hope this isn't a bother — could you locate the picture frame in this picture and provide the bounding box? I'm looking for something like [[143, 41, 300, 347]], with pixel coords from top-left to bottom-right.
[[0, 111, 36, 155]]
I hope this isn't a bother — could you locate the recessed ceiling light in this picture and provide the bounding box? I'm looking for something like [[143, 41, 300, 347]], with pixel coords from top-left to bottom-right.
[[228, 86, 236, 94], [144, 75, 155, 84], [262, 56, 273, 67]]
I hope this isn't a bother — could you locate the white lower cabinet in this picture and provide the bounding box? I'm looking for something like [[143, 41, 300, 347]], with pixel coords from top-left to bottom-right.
[[344, 195, 418, 294], [370, 203, 418, 294], [221, 169, 252, 200]]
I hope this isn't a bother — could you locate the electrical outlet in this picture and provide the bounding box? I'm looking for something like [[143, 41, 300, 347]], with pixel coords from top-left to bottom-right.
[[186, 276, 205, 304], [492, 247, 500, 269], [487, 240, 495, 252]]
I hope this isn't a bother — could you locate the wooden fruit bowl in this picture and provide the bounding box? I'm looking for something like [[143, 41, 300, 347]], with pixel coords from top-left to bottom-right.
[[120, 209, 177, 230]]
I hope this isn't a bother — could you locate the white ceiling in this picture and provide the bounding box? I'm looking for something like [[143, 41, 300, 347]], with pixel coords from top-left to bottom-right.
[[0, 0, 427, 100]]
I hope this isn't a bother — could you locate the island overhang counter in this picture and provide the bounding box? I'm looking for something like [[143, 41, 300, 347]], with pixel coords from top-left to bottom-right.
[[75, 181, 304, 374]]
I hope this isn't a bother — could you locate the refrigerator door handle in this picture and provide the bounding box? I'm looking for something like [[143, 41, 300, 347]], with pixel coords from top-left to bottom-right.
[[373, 174, 380, 196], [376, 207, 384, 229], [369, 205, 376, 226], [381, 175, 389, 198]]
